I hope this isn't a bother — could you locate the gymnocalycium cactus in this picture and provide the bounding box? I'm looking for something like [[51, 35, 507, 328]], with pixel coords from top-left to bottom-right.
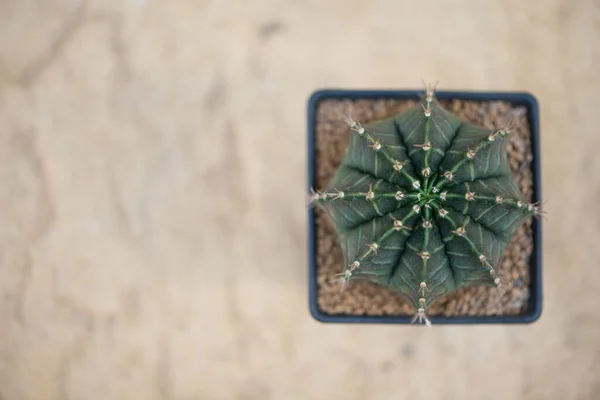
[[310, 83, 542, 325]]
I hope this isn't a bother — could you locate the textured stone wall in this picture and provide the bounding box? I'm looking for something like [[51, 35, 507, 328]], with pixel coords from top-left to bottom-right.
[[0, 1, 599, 399]]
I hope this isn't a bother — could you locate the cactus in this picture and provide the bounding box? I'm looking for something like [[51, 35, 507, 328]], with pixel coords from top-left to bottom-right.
[[310, 83, 542, 325]]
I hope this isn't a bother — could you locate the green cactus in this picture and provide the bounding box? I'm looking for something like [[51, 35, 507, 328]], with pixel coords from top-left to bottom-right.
[[311, 84, 542, 325]]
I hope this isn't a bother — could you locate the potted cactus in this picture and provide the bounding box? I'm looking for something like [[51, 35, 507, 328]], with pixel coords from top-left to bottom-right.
[[307, 83, 543, 325]]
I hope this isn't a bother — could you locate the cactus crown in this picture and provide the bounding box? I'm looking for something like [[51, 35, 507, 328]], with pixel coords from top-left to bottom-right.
[[311, 84, 541, 325]]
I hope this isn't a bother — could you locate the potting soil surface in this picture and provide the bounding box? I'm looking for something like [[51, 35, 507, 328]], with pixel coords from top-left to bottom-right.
[[314, 98, 534, 317]]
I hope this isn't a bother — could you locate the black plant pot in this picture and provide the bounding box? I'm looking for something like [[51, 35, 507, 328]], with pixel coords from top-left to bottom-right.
[[307, 89, 542, 324]]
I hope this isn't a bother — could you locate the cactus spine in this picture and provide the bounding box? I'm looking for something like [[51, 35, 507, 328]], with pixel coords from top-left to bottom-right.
[[311, 83, 542, 325]]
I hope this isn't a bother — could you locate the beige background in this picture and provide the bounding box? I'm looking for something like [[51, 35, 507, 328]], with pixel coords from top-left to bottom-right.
[[1, 0, 599, 399]]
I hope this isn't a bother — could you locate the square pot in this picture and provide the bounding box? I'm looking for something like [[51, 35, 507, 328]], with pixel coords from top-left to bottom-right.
[[307, 89, 542, 324]]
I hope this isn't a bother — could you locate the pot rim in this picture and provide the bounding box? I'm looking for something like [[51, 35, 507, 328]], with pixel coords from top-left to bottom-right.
[[307, 89, 542, 324]]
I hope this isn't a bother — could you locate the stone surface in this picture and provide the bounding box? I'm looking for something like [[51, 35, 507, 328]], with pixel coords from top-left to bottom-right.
[[0, 0, 599, 399]]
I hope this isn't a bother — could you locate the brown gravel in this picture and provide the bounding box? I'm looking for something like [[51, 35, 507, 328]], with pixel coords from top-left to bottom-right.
[[314, 98, 534, 317]]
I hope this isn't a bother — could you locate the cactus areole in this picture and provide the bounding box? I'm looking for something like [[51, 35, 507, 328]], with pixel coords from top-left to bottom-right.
[[310, 84, 542, 325]]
